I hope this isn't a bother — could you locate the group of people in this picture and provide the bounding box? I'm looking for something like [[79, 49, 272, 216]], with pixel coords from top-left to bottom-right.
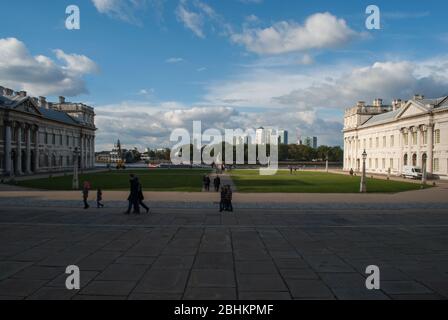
[[124, 174, 150, 215], [82, 181, 104, 209], [219, 184, 233, 212], [81, 174, 150, 214], [203, 175, 222, 192], [82, 172, 233, 213], [203, 174, 234, 212]]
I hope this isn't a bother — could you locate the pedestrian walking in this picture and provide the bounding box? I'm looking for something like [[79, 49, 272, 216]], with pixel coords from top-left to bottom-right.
[[219, 185, 227, 212], [225, 185, 233, 212], [137, 179, 150, 214], [125, 174, 140, 215], [214, 176, 221, 192], [205, 175, 211, 192], [97, 188, 104, 208], [82, 181, 91, 209]]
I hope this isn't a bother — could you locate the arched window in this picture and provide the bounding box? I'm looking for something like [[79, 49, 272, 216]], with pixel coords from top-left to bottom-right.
[[412, 154, 417, 167], [404, 154, 408, 166]]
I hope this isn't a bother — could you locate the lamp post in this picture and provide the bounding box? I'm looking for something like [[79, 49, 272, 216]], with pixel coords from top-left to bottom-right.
[[421, 158, 427, 188], [325, 152, 329, 173], [360, 150, 367, 193], [72, 147, 80, 190]]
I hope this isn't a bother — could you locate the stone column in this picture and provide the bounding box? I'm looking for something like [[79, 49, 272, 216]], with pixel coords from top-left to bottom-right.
[[80, 133, 84, 169], [91, 136, 95, 167], [4, 121, 12, 176], [416, 126, 421, 167], [15, 123, 22, 175], [26, 124, 31, 174], [83, 136, 87, 169], [34, 127, 39, 173], [428, 124, 434, 173], [399, 128, 405, 172]]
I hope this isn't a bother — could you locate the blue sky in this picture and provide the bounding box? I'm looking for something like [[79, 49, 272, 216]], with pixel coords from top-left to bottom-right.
[[1, 0, 448, 150]]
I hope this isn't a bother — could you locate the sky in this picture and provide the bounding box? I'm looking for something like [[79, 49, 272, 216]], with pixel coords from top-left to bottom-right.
[[1, 0, 448, 151]]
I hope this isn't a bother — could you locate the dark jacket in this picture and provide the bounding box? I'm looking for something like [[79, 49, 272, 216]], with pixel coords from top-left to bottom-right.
[[127, 177, 140, 201]]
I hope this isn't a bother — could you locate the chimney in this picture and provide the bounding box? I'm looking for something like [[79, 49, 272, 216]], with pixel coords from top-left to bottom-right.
[[4, 88, 13, 96], [39, 96, 47, 108], [392, 99, 402, 111], [357, 101, 366, 108], [373, 98, 383, 107], [413, 94, 424, 100], [59, 96, 66, 104]]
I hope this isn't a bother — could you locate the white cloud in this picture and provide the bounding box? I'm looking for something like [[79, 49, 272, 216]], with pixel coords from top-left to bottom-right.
[[231, 12, 358, 55], [94, 98, 344, 150], [165, 57, 184, 63], [175, 0, 205, 38], [91, 0, 149, 25], [239, 0, 263, 4], [0, 37, 98, 96], [273, 60, 448, 109], [203, 57, 448, 111]]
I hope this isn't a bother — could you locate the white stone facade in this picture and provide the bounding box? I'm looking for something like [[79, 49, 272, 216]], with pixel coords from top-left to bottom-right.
[[343, 96, 448, 178], [0, 86, 96, 177]]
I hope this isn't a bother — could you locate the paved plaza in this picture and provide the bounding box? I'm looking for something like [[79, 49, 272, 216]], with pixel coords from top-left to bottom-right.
[[1, 183, 448, 300]]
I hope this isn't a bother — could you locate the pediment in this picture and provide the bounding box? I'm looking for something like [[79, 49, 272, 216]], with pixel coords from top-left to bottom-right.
[[13, 98, 41, 115], [396, 101, 429, 119]]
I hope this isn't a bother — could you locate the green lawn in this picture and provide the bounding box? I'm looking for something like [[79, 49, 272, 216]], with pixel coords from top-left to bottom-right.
[[230, 170, 426, 193], [14, 169, 211, 191]]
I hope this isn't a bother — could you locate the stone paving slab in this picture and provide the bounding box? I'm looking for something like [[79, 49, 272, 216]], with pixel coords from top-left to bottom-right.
[[0, 205, 448, 300]]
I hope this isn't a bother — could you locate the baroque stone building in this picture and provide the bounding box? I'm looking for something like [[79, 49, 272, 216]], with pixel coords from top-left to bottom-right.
[[343, 95, 448, 178], [0, 86, 96, 177]]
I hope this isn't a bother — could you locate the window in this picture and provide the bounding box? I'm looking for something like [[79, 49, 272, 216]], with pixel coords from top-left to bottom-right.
[[66, 136, 70, 146], [376, 137, 379, 148], [434, 158, 440, 172], [0, 125, 4, 141], [422, 131, 428, 145], [403, 133, 409, 145], [375, 158, 378, 169], [363, 139, 366, 149], [369, 138, 372, 148], [390, 135, 394, 147], [382, 158, 386, 169], [383, 136, 386, 148], [59, 135, 63, 145], [44, 133, 48, 144], [435, 129, 441, 144], [52, 134, 55, 145], [404, 154, 408, 166], [369, 159, 372, 168], [412, 132, 417, 145], [390, 158, 394, 170]]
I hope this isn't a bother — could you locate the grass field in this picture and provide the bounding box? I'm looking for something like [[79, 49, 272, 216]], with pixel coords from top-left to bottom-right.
[[230, 170, 426, 193], [14, 169, 211, 191]]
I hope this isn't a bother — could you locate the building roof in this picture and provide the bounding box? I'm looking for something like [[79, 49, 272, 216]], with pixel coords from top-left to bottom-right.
[[361, 108, 402, 127], [360, 95, 448, 128], [38, 107, 80, 126], [0, 90, 84, 127]]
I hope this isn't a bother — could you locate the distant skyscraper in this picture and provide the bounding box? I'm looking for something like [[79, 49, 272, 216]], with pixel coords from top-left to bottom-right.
[[278, 130, 288, 145], [299, 136, 318, 149], [255, 127, 288, 145], [255, 127, 266, 145]]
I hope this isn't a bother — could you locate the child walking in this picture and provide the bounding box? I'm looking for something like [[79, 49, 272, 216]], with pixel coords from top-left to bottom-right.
[[97, 188, 104, 208]]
